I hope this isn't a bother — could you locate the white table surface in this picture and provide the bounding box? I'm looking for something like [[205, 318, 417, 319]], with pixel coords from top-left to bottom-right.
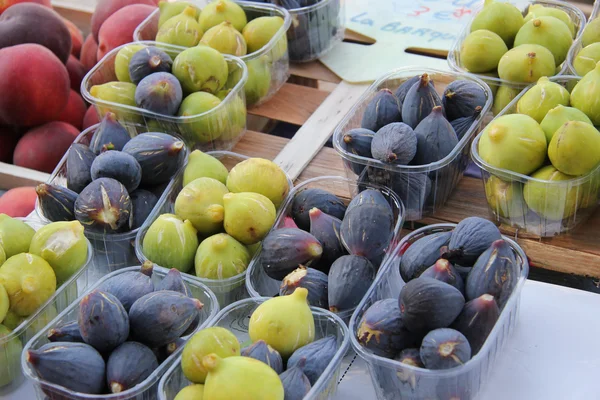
[[3, 279, 599, 400]]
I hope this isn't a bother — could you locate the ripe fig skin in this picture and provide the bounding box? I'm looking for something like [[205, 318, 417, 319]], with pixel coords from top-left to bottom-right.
[[74, 177, 132, 233], [412, 106, 458, 165], [399, 231, 452, 282], [90, 150, 142, 193], [78, 290, 130, 354], [130, 189, 159, 230], [47, 320, 84, 343], [26, 342, 106, 394], [356, 298, 420, 358], [394, 75, 420, 105], [198, 0, 248, 32], [465, 239, 519, 309], [442, 80, 488, 122], [516, 77, 570, 124], [342, 128, 374, 175], [460, 29, 508, 73], [175, 177, 228, 236], [66, 143, 96, 193], [540, 105, 593, 144], [36, 183, 78, 222], [280, 266, 329, 309], [106, 341, 159, 393], [308, 207, 345, 268], [241, 340, 284, 374], [451, 106, 482, 140], [513, 16, 573, 65], [172, 46, 228, 94], [451, 294, 500, 355], [156, 6, 203, 48], [371, 122, 418, 165], [401, 73, 442, 129], [200, 21, 247, 56], [279, 358, 311, 400], [114, 44, 146, 83], [260, 228, 323, 280], [97, 264, 154, 311], [419, 328, 471, 370], [128, 46, 173, 85], [291, 188, 346, 231], [443, 217, 502, 266], [346, 189, 392, 215], [420, 259, 464, 294], [395, 347, 424, 368], [497, 44, 556, 84], [361, 89, 401, 132], [327, 255, 374, 312], [340, 203, 394, 264], [89, 112, 131, 154], [134, 72, 183, 116], [287, 336, 337, 385], [548, 120, 600, 176], [155, 268, 191, 296], [399, 277, 465, 334]]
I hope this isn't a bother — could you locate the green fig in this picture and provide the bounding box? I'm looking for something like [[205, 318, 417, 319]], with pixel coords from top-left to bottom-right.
[[470, 0, 524, 47], [540, 105, 593, 143], [178, 92, 225, 143], [156, 6, 204, 48], [174, 177, 229, 235], [181, 327, 240, 384], [0, 283, 8, 324], [516, 77, 570, 123], [158, 1, 201, 28], [548, 121, 600, 176], [497, 44, 556, 84], [183, 150, 229, 186], [175, 384, 205, 400], [114, 44, 146, 83], [0, 215, 35, 258], [480, 71, 499, 97], [524, 4, 575, 38], [0, 253, 56, 317], [514, 17, 572, 65], [200, 21, 247, 56], [198, 0, 247, 33], [0, 245, 4, 267], [461, 29, 508, 73], [249, 288, 315, 358], [89, 81, 140, 122], [582, 17, 600, 48], [570, 61, 600, 125], [202, 354, 284, 400], [142, 213, 199, 273], [523, 165, 581, 220], [0, 324, 23, 387], [574, 43, 600, 76], [194, 233, 250, 279], [492, 84, 521, 115], [242, 16, 286, 59], [223, 192, 276, 245], [172, 46, 228, 94], [219, 94, 246, 141], [247, 242, 261, 258], [226, 158, 289, 208], [244, 56, 271, 105], [478, 114, 547, 175], [484, 176, 527, 219], [28, 221, 88, 285]]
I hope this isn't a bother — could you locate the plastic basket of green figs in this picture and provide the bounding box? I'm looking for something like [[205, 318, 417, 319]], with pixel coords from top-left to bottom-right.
[[349, 220, 529, 400], [447, 0, 586, 114], [566, 1, 600, 76], [471, 72, 600, 237], [20, 264, 219, 400], [136, 150, 293, 307], [81, 40, 248, 152], [158, 294, 350, 400], [0, 217, 93, 395], [245, 175, 405, 324], [134, 0, 291, 107], [332, 67, 492, 222], [34, 121, 188, 278]]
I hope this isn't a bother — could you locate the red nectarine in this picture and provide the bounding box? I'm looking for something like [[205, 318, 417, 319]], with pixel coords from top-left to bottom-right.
[[0, 187, 37, 217]]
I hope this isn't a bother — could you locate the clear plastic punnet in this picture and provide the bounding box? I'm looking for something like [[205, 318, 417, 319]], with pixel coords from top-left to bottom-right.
[[0, 219, 93, 396], [34, 123, 187, 278], [81, 41, 248, 152], [332, 67, 493, 221], [134, 1, 291, 107], [566, 1, 600, 76], [157, 297, 350, 400], [471, 75, 600, 237], [349, 224, 529, 400], [135, 151, 293, 307], [245, 175, 405, 323], [21, 265, 219, 400]]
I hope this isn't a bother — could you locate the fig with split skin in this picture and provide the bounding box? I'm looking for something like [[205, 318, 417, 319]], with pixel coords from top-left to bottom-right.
[[395, 348, 424, 368], [156, 6, 203, 48], [419, 328, 471, 370], [516, 77, 570, 124], [573, 43, 600, 76], [200, 21, 247, 56], [74, 178, 132, 233], [291, 188, 346, 231], [280, 266, 328, 309], [172, 46, 228, 94], [36, 183, 78, 222]]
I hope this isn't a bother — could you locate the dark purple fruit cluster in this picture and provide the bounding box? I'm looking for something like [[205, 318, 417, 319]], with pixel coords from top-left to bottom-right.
[[26, 266, 203, 395], [261, 187, 396, 314], [357, 217, 521, 371], [36, 112, 186, 233]]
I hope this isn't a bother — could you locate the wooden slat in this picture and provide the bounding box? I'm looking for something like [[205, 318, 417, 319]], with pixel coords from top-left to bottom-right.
[[0, 162, 50, 190], [289, 62, 342, 84], [232, 130, 288, 159], [248, 83, 330, 126]]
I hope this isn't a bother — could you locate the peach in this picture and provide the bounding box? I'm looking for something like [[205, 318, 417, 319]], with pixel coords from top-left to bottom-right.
[[82, 106, 100, 130], [0, 187, 37, 217], [0, 126, 20, 163], [13, 121, 79, 173], [97, 4, 156, 60], [57, 90, 87, 130], [91, 0, 157, 42], [0, 3, 72, 63], [67, 54, 86, 92], [80, 34, 98, 71], [0, 44, 70, 127], [0, 0, 51, 15], [63, 17, 84, 58]]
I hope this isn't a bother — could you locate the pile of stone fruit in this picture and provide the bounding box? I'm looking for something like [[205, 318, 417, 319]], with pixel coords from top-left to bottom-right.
[[25, 265, 205, 395], [357, 217, 520, 372]]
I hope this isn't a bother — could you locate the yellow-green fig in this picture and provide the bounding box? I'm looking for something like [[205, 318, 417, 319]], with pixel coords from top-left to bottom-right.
[[524, 4, 575, 38], [195, 233, 250, 279], [514, 16, 572, 65], [498, 44, 556, 84], [574, 43, 600, 76], [28, 221, 88, 285], [470, 0, 524, 46], [582, 17, 600, 48], [156, 6, 204, 48], [0, 283, 8, 324], [242, 16, 286, 58], [226, 158, 289, 207], [480, 71, 499, 97], [200, 21, 247, 56], [198, 0, 247, 33], [175, 384, 205, 400], [183, 150, 229, 187], [0, 215, 35, 258], [223, 192, 276, 245], [570, 61, 600, 125], [0, 324, 23, 387], [0, 253, 56, 317], [89, 82, 140, 121], [478, 114, 547, 175], [1, 311, 22, 331], [142, 213, 199, 273], [181, 327, 240, 384], [172, 46, 228, 94], [484, 176, 527, 219], [178, 92, 225, 143], [114, 44, 146, 83], [492, 84, 521, 115], [0, 244, 5, 267], [244, 56, 271, 106], [516, 77, 570, 123], [158, 1, 201, 28], [523, 165, 581, 220], [461, 29, 508, 73], [249, 288, 315, 358], [548, 121, 600, 176], [540, 105, 593, 143], [202, 354, 284, 400], [174, 178, 229, 235]]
